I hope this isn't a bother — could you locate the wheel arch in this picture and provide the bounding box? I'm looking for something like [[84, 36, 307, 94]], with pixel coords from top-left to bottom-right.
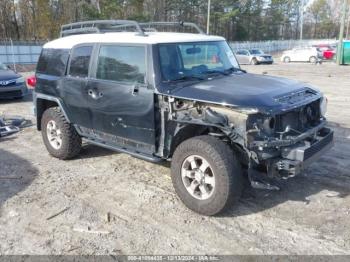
[[34, 93, 70, 131], [168, 123, 209, 158], [167, 122, 248, 166]]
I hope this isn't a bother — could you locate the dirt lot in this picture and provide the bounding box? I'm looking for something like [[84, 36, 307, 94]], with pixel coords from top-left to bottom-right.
[[0, 62, 350, 255]]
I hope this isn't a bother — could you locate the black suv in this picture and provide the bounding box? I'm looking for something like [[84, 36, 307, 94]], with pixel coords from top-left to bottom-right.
[[33, 20, 333, 215]]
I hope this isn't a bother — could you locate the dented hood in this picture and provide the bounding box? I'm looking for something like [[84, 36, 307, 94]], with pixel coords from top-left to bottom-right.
[[166, 73, 321, 114]]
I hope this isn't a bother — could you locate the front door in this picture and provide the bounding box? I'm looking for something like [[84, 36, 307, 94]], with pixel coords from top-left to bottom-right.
[[87, 44, 156, 154]]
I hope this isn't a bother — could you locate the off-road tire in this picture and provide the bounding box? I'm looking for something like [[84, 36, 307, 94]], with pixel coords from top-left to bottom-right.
[[171, 135, 243, 216], [283, 56, 291, 63], [251, 58, 259, 65], [41, 107, 81, 160]]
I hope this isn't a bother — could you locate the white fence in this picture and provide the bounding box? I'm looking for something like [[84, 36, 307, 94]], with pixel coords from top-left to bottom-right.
[[229, 39, 337, 53]]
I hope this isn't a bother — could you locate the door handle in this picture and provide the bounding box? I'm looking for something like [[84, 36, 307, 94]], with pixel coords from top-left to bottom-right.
[[131, 85, 139, 96], [88, 89, 103, 99]]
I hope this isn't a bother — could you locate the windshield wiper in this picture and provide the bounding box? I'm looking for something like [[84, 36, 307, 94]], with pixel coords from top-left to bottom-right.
[[166, 75, 206, 83], [204, 67, 246, 76]]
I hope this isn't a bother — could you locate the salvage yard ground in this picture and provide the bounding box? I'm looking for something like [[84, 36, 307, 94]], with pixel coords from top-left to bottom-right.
[[0, 62, 350, 255]]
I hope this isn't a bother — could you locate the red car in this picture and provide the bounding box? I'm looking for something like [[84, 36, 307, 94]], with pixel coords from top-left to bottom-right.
[[313, 44, 336, 60]]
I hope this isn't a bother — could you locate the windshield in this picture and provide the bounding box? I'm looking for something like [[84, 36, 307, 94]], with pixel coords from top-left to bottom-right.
[[0, 63, 8, 70], [158, 41, 240, 82], [249, 49, 264, 55]]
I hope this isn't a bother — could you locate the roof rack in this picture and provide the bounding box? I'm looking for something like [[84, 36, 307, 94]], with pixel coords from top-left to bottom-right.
[[60, 20, 146, 37], [60, 20, 205, 37], [139, 22, 205, 34]]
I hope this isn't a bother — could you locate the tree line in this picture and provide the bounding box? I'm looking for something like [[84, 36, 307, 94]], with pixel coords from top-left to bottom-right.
[[0, 0, 348, 41]]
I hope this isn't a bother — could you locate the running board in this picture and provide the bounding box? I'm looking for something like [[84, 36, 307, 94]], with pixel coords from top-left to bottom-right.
[[85, 138, 164, 163]]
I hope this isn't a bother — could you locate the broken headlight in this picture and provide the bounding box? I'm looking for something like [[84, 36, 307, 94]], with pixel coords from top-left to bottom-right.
[[261, 116, 276, 135], [248, 114, 276, 136]]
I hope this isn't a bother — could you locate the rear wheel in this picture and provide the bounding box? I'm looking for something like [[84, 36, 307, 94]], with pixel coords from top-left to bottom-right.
[[251, 58, 259, 65], [171, 136, 243, 216], [309, 56, 317, 64], [41, 107, 82, 160]]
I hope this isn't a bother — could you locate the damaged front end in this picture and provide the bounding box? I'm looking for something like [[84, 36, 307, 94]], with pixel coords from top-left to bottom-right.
[[158, 91, 333, 190]]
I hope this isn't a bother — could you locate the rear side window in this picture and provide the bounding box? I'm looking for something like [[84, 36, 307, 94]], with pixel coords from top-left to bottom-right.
[[36, 49, 69, 76], [69, 46, 93, 78], [96, 45, 146, 83]]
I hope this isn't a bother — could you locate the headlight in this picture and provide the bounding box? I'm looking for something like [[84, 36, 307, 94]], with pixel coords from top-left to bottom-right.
[[320, 97, 328, 117], [16, 76, 25, 84]]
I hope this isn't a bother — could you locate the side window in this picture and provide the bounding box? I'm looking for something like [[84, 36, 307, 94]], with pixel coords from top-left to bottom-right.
[[237, 50, 248, 56], [69, 46, 93, 78], [36, 49, 69, 76], [96, 45, 146, 83]]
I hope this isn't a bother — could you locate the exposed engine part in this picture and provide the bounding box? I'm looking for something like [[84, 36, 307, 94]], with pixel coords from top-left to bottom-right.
[[248, 168, 280, 190]]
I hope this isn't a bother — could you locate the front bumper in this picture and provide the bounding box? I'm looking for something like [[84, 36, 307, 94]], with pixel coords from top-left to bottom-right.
[[0, 83, 28, 98], [267, 127, 334, 178]]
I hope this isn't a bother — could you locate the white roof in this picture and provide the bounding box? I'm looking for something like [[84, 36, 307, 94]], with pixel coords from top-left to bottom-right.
[[43, 32, 225, 49]]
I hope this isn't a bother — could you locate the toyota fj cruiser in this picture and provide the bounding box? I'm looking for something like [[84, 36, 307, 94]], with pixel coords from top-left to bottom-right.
[[33, 20, 333, 215]]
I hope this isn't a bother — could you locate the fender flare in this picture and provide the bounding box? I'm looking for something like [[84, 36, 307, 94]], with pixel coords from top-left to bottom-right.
[[33, 92, 71, 130]]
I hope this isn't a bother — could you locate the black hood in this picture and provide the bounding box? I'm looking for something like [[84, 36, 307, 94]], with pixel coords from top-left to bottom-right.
[[0, 69, 20, 81], [164, 73, 321, 114]]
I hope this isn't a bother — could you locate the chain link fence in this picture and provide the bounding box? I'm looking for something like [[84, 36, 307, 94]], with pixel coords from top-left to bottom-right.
[[0, 38, 337, 66], [0, 40, 44, 66], [229, 39, 337, 53]]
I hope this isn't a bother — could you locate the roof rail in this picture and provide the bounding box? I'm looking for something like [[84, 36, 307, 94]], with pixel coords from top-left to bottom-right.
[[60, 20, 146, 37], [139, 22, 205, 35], [60, 20, 205, 37]]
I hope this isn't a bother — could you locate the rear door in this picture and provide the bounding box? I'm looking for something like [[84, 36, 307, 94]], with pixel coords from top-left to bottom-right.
[[87, 43, 156, 154], [61, 45, 94, 129]]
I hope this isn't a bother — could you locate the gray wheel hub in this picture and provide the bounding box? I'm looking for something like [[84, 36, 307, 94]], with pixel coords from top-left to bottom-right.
[[181, 155, 215, 200], [46, 120, 62, 150]]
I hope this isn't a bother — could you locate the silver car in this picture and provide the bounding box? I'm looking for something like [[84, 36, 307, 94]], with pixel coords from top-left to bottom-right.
[[235, 49, 274, 65]]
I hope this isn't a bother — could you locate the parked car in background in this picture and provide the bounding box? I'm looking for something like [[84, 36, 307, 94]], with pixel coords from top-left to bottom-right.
[[0, 62, 27, 99], [235, 49, 273, 65], [281, 47, 323, 63], [313, 44, 336, 60]]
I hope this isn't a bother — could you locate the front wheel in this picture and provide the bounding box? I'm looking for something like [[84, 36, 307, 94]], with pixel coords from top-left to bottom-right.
[[171, 136, 243, 216], [41, 107, 82, 160]]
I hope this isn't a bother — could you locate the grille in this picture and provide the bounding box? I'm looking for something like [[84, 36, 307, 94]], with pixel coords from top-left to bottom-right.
[[0, 90, 22, 98], [275, 99, 321, 133], [304, 130, 333, 160]]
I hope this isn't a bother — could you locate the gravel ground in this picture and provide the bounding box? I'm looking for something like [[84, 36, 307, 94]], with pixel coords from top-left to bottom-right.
[[0, 62, 349, 255]]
